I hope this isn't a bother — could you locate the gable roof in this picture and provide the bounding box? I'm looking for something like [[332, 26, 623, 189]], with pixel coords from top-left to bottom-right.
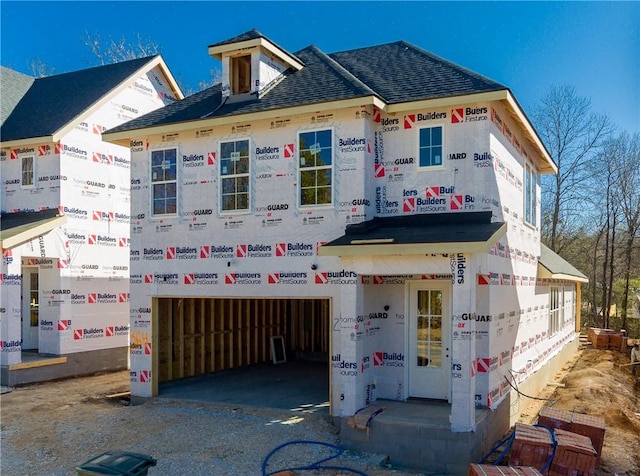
[[105, 39, 506, 137], [538, 243, 588, 283], [0, 67, 34, 126], [1, 56, 180, 145]]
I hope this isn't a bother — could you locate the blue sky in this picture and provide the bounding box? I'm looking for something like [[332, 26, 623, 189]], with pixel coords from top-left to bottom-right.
[[1, 1, 638, 133]]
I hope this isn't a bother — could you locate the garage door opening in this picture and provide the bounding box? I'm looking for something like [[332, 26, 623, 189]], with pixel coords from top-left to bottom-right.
[[154, 297, 331, 412]]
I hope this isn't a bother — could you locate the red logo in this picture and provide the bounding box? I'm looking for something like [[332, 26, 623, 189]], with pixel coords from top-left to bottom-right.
[[425, 186, 440, 198], [268, 273, 279, 284], [236, 244, 247, 258], [476, 358, 491, 373], [10, 149, 18, 159], [275, 243, 286, 257], [373, 108, 381, 123], [119, 238, 128, 247], [140, 370, 149, 383], [88, 235, 97, 245], [450, 195, 463, 210], [200, 246, 210, 259], [92, 124, 104, 134], [477, 274, 491, 285], [403, 198, 415, 213], [373, 276, 384, 285], [58, 320, 71, 331], [373, 352, 384, 366], [315, 272, 327, 284], [74, 330, 83, 340], [118, 293, 128, 303], [166, 247, 176, 260], [451, 108, 464, 124], [403, 114, 415, 129], [144, 342, 151, 355], [284, 143, 294, 158], [38, 145, 48, 156], [374, 163, 385, 178], [144, 274, 154, 284], [225, 273, 236, 284], [105, 327, 114, 337], [57, 260, 67, 269], [92, 211, 102, 221], [55, 143, 63, 154], [88, 293, 97, 304], [184, 274, 195, 285], [207, 152, 216, 165]]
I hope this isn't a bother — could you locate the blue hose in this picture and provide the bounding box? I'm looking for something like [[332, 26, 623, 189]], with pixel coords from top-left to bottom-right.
[[534, 424, 557, 474], [261, 439, 369, 476]]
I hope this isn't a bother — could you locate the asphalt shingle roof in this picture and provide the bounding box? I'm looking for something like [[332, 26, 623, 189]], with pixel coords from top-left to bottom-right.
[[322, 211, 504, 248], [106, 34, 507, 135], [0, 67, 34, 126], [1, 56, 158, 142], [539, 243, 588, 280]]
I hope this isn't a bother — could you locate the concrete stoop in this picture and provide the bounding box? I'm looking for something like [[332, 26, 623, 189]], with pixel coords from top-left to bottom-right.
[[340, 415, 485, 475]]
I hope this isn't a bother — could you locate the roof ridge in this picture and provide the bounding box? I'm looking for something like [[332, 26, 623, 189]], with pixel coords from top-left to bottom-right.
[[300, 45, 380, 99]]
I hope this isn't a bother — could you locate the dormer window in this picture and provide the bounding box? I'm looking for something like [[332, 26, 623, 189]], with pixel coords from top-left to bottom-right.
[[231, 55, 251, 94]]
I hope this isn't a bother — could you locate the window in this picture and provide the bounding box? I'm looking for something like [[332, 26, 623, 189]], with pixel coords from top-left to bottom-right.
[[418, 126, 443, 167], [298, 129, 332, 206], [22, 156, 35, 187], [524, 163, 537, 226], [549, 286, 563, 336], [220, 139, 249, 212], [231, 55, 251, 94], [151, 148, 177, 216]]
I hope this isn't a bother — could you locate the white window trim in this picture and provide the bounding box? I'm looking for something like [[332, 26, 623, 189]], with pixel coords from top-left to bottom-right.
[[218, 137, 251, 216], [21, 156, 36, 189], [149, 145, 180, 220], [416, 124, 446, 171], [524, 161, 538, 228], [297, 127, 334, 210]]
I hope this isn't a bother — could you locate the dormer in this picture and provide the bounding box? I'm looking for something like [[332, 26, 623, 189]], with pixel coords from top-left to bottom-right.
[[208, 29, 304, 98]]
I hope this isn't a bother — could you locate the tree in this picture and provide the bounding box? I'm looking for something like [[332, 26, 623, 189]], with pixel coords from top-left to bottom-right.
[[533, 85, 613, 253], [82, 31, 160, 65]]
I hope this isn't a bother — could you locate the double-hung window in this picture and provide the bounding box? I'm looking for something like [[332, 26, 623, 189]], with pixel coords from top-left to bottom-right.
[[418, 126, 443, 167], [151, 148, 177, 216], [524, 163, 538, 226], [298, 129, 332, 206], [22, 156, 35, 187], [220, 139, 249, 212], [549, 286, 563, 336]]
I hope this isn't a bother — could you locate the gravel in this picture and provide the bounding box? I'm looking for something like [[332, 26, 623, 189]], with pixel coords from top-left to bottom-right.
[[1, 377, 426, 476]]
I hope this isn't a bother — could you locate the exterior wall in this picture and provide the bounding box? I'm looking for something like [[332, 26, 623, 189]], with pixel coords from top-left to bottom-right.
[[0, 66, 175, 375]]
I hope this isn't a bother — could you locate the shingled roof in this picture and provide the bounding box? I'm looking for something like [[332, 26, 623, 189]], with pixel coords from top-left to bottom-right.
[[105, 34, 507, 136], [0, 56, 160, 142], [0, 67, 34, 126]]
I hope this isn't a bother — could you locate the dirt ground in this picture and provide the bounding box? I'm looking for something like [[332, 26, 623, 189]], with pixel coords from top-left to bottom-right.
[[1, 341, 639, 475]]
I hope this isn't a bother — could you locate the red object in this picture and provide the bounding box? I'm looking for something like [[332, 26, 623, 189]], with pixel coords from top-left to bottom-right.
[[468, 464, 542, 475]]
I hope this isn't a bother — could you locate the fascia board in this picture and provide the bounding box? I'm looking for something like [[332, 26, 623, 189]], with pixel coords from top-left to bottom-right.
[[102, 95, 385, 145], [318, 223, 506, 257], [53, 56, 183, 143], [503, 91, 557, 175], [1, 215, 67, 250], [209, 38, 304, 71], [537, 263, 588, 283], [1, 136, 52, 148], [385, 90, 509, 114]]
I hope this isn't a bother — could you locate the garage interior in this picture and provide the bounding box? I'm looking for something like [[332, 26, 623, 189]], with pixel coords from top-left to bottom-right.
[[154, 297, 331, 412]]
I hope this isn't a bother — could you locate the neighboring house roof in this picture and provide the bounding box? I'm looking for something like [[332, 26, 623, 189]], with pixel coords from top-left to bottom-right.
[[318, 211, 506, 256], [0, 56, 181, 144], [538, 243, 588, 283], [105, 38, 506, 135], [0, 208, 67, 250], [0, 67, 34, 126]]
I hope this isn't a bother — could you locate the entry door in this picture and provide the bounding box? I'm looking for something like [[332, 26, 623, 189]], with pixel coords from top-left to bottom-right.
[[408, 281, 450, 400], [21, 267, 39, 350]]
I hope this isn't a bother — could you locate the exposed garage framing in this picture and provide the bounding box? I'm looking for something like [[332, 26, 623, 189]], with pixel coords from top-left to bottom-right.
[[151, 297, 331, 396]]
